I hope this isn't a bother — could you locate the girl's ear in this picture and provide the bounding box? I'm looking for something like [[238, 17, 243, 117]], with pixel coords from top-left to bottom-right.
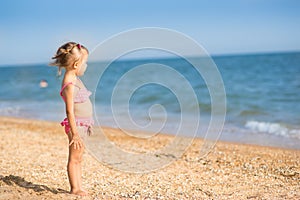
[[73, 61, 79, 69]]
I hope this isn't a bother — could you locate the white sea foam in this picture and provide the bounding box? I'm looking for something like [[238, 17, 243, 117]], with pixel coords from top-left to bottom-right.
[[245, 121, 300, 139], [0, 105, 21, 116]]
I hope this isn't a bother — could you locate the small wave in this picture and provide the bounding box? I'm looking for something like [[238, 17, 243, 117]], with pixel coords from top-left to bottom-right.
[[245, 121, 300, 139], [0, 106, 21, 116]]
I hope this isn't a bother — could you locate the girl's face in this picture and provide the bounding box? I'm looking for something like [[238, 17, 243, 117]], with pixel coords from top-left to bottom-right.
[[76, 53, 88, 76]]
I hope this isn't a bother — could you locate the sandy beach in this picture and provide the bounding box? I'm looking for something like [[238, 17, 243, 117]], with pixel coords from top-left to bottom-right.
[[0, 116, 299, 199]]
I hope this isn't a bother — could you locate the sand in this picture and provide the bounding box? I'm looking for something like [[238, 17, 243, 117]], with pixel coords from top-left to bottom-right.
[[0, 116, 299, 199]]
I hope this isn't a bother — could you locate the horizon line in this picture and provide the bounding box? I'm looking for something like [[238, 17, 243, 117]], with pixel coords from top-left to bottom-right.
[[1, 49, 299, 67]]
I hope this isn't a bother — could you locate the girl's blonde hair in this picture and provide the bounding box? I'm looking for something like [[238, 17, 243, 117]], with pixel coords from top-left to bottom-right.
[[49, 42, 89, 75]]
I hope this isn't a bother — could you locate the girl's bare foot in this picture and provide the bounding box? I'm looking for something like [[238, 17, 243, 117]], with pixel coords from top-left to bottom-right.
[[70, 189, 89, 196]]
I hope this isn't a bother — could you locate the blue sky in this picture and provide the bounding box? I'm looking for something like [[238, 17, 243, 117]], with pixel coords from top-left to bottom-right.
[[0, 0, 299, 65]]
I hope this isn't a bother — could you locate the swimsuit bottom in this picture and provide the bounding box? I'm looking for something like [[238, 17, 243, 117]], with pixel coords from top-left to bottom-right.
[[60, 117, 94, 135]]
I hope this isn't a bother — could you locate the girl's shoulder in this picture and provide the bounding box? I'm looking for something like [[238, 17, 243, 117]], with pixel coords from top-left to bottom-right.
[[60, 82, 75, 98], [60, 77, 77, 94]]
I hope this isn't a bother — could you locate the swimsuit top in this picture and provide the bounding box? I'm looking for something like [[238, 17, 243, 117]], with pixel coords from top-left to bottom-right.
[[60, 79, 92, 103]]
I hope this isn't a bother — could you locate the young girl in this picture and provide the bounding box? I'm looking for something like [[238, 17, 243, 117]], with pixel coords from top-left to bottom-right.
[[50, 42, 94, 196]]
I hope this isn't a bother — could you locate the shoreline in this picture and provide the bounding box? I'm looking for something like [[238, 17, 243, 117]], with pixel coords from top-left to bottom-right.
[[0, 116, 299, 199], [1, 115, 299, 151]]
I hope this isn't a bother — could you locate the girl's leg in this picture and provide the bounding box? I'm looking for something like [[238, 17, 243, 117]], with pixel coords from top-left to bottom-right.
[[67, 132, 87, 196], [77, 145, 86, 192], [77, 127, 88, 193]]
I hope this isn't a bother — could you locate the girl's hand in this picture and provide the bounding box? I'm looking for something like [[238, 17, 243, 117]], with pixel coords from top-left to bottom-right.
[[69, 134, 83, 149]]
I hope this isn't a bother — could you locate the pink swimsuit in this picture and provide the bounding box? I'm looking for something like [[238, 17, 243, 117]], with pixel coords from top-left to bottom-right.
[[60, 78, 94, 134], [60, 80, 92, 103]]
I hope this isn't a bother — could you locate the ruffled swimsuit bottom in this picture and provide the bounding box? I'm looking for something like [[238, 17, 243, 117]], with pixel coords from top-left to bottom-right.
[[61, 117, 94, 135]]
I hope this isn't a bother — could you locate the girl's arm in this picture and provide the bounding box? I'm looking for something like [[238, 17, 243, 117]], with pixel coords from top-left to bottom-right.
[[63, 84, 83, 149]]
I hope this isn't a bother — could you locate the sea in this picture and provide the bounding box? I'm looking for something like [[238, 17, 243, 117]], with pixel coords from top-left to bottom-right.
[[0, 52, 299, 149]]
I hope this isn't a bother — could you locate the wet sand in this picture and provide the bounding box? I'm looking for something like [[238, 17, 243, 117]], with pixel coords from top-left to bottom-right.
[[0, 116, 299, 199]]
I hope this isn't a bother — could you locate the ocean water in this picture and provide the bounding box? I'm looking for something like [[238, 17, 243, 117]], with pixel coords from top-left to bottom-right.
[[0, 52, 299, 149]]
